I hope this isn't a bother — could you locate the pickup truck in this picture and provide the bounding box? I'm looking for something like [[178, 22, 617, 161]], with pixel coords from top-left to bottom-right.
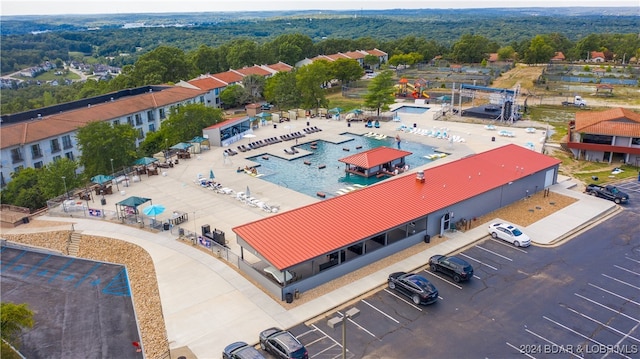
[[585, 184, 629, 204]]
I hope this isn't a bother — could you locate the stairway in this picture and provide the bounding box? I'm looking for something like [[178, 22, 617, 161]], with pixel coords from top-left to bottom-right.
[[68, 232, 81, 257]]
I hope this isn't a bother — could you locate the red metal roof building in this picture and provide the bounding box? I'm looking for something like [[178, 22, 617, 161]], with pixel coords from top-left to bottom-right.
[[233, 144, 561, 299], [566, 107, 640, 165]]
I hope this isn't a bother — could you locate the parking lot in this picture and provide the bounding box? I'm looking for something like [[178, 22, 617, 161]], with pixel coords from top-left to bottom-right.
[[269, 183, 640, 358]]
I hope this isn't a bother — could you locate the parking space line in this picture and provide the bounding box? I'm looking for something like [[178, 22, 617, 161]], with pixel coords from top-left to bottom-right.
[[543, 316, 634, 359], [505, 342, 536, 359], [490, 238, 529, 253], [311, 324, 342, 347], [309, 343, 339, 359], [588, 283, 640, 306], [615, 264, 640, 276], [626, 257, 640, 265], [361, 299, 400, 324], [296, 328, 316, 339], [337, 311, 377, 338], [602, 273, 640, 290], [475, 245, 513, 261], [473, 275, 482, 280], [306, 336, 330, 347], [422, 270, 462, 289], [575, 293, 640, 324], [562, 304, 640, 344], [524, 329, 582, 358], [382, 289, 423, 311], [459, 253, 498, 270]]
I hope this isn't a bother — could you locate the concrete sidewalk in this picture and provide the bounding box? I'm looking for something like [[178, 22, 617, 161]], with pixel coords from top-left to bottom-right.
[[0, 108, 621, 359]]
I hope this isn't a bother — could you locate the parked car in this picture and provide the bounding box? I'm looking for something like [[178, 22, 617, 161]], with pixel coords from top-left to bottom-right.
[[388, 272, 439, 305], [223, 341, 265, 359], [585, 184, 629, 204], [488, 222, 531, 247], [429, 255, 474, 282], [259, 327, 308, 359]]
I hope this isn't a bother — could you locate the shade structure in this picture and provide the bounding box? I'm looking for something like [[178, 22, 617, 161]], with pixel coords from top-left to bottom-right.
[[143, 204, 166, 217], [348, 109, 363, 115], [209, 169, 215, 180], [133, 157, 158, 166], [256, 112, 272, 118], [171, 142, 192, 151], [328, 107, 343, 114], [91, 174, 114, 185]]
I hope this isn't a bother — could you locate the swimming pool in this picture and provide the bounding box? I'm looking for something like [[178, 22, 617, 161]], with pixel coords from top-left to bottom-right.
[[248, 133, 437, 198], [392, 106, 430, 114]]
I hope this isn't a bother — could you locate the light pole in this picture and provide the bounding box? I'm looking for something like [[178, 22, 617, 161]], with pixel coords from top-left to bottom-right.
[[328, 307, 360, 359], [110, 158, 120, 191]]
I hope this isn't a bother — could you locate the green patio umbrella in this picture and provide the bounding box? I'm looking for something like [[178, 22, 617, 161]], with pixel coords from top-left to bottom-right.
[[91, 174, 114, 185], [133, 157, 158, 166]]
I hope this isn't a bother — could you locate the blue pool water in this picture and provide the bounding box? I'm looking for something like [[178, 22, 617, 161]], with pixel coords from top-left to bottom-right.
[[248, 133, 437, 198], [392, 106, 430, 114]]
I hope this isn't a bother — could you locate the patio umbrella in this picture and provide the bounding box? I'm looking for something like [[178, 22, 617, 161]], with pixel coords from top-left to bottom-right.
[[143, 204, 166, 218], [133, 157, 158, 166], [245, 186, 251, 199], [209, 169, 215, 180], [256, 112, 272, 118], [170, 142, 192, 151], [328, 107, 343, 114], [91, 174, 114, 185]]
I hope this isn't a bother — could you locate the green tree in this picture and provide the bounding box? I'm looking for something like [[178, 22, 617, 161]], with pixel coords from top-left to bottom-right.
[[265, 34, 314, 65], [189, 45, 225, 76], [363, 54, 380, 70], [497, 46, 516, 61], [242, 74, 266, 104], [226, 38, 260, 69], [264, 70, 300, 111], [220, 84, 249, 109], [1, 302, 34, 348], [38, 158, 81, 200], [152, 104, 223, 148], [0, 168, 46, 211], [524, 35, 555, 64], [296, 60, 332, 112], [451, 34, 493, 63], [330, 58, 364, 85], [363, 70, 395, 116], [133, 46, 192, 84], [75, 122, 138, 178]]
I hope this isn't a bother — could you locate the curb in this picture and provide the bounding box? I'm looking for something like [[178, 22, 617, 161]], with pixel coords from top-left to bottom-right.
[[541, 204, 623, 247]]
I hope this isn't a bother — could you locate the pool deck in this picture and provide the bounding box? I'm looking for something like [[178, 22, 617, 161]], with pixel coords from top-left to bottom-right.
[[3, 103, 560, 358]]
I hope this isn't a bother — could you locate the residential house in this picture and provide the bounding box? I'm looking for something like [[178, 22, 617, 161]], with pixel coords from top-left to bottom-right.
[[589, 51, 606, 63], [0, 85, 208, 187], [550, 52, 566, 62], [566, 107, 640, 165]]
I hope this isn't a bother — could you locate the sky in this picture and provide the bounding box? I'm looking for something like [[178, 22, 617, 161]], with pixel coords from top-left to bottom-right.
[[2, 0, 638, 16]]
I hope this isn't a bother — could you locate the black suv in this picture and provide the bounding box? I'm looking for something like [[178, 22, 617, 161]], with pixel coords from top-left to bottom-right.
[[429, 255, 474, 282], [259, 327, 308, 359]]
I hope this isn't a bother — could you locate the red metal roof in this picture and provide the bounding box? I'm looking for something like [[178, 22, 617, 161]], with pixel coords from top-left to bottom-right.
[[233, 144, 560, 270], [188, 76, 228, 90], [338, 147, 412, 168]]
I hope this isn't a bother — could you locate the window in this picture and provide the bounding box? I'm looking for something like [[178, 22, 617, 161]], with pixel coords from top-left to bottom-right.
[[199, 96, 205, 103], [62, 135, 72, 149], [159, 108, 166, 119], [633, 137, 640, 145], [11, 148, 23, 163], [148, 123, 156, 132], [127, 116, 133, 126], [65, 152, 74, 161], [13, 165, 24, 173], [147, 110, 154, 122], [113, 119, 120, 126], [53, 155, 62, 162], [31, 144, 43, 159], [135, 114, 142, 126], [34, 161, 44, 169], [137, 128, 144, 139], [50, 138, 61, 153]]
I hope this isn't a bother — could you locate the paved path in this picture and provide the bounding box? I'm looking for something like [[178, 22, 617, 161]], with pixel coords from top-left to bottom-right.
[[1, 106, 619, 359]]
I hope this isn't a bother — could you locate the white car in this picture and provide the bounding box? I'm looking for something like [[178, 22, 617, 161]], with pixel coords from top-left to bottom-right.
[[487, 222, 531, 247]]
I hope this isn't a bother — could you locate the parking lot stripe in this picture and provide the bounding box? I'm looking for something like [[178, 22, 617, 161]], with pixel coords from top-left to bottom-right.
[[74, 263, 101, 288], [504, 342, 536, 358], [625, 257, 640, 265], [309, 343, 339, 358], [615, 264, 640, 277], [311, 324, 342, 347], [459, 253, 498, 270], [1, 250, 26, 270], [382, 289, 423, 311], [22, 254, 51, 278], [543, 316, 634, 359], [475, 245, 513, 261], [588, 283, 640, 306], [575, 293, 640, 324], [296, 328, 317, 339], [524, 329, 582, 358], [562, 305, 640, 344], [48, 258, 76, 283], [490, 238, 528, 253], [422, 270, 462, 289], [602, 273, 640, 290], [361, 299, 400, 324], [337, 311, 376, 338], [473, 275, 482, 280]]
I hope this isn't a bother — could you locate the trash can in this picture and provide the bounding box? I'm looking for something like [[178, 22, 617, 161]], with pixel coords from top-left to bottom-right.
[[273, 124, 277, 129], [178, 228, 184, 236], [22, 217, 30, 224], [163, 222, 170, 231], [347, 122, 351, 127], [285, 292, 294, 303], [424, 234, 431, 243], [101, 198, 107, 206], [201, 224, 211, 235], [491, 136, 495, 142], [306, 121, 310, 126]]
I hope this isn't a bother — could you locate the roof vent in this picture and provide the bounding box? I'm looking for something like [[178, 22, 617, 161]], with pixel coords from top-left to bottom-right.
[[416, 170, 425, 183]]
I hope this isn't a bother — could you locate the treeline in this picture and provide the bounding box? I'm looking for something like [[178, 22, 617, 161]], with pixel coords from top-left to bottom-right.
[[2, 31, 639, 115]]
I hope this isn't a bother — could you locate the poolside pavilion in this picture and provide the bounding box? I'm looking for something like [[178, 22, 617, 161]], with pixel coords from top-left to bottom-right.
[[339, 146, 413, 177]]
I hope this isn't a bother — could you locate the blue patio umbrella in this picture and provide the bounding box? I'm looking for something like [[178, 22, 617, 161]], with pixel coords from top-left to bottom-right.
[[328, 107, 343, 114], [209, 169, 215, 180], [256, 112, 272, 118], [143, 204, 166, 218], [91, 174, 114, 185]]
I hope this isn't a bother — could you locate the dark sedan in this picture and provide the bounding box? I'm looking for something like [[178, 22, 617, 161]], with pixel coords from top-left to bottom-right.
[[429, 255, 474, 282], [388, 272, 439, 305], [222, 341, 265, 359], [259, 327, 308, 359]]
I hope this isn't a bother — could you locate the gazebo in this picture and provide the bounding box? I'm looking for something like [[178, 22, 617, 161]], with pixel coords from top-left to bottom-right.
[[115, 196, 151, 224], [339, 147, 413, 178]]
